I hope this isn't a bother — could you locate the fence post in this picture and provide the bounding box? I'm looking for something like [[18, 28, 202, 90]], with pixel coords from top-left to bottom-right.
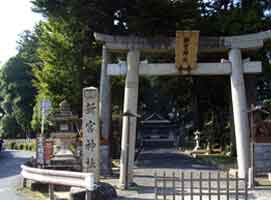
[[85, 173, 95, 200], [199, 172, 202, 200], [154, 172, 158, 200], [190, 171, 193, 200], [163, 172, 166, 200], [172, 171, 176, 200], [217, 172, 220, 200], [85, 191, 92, 200], [49, 184, 54, 200], [208, 171, 211, 200], [245, 171, 248, 200], [235, 171, 239, 200], [248, 167, 254, 189], [22, 178, 27, 188], [181, 171, 184, 200], [226, 171, 230, 200]]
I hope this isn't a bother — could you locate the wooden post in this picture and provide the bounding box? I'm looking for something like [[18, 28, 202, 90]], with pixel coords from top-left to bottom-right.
[[235, 171, 239, 200], [85, 191, 91, 200], [163, 171, 166, 200], [154, 172, 158, 200], [245, 172, 248, 200], [181, 171, 184, 200], [199, 172, 202, 200], [49, 184, 54, 200], [217, 172, 220, 200], [172, 172, 176, 200], [190, 172, 193, 200], [208, 171, 211, 200], [226, 171, 230, 200], [22, 178, 27, 188]]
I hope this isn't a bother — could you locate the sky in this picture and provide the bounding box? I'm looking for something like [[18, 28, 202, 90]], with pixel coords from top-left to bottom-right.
[[0, 0, 43, 65]]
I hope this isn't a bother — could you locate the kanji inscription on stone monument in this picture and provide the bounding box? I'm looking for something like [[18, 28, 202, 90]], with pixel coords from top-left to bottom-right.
[[86, 139, 96, 152], [82, 87, 100, 181]]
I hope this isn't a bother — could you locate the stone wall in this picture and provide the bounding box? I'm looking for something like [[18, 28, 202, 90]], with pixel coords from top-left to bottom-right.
[[254, 143, 271, 173]]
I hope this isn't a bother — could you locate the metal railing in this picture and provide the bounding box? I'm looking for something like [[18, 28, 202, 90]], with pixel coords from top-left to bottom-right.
[[154, 170, 248, 200], [21, 165, 95, 200]]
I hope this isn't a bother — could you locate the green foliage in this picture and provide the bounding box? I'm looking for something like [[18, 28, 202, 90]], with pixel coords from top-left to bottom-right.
[[0, 115, 21, 138], [0, 55, 36, 138], [0, 26, 42, 138], [0, 0, 267, 152], [31, 19, 100, 116], [27, 0, 271, 150], [10, 142, 16, 149]]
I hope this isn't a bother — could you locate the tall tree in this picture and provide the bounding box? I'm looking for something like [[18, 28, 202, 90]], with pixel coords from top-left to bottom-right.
[[28, 0, 271, 151], [0, 56, 36, 138]]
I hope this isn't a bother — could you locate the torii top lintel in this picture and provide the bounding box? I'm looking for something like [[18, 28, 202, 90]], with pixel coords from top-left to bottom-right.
[[94, 30, 271, 53]]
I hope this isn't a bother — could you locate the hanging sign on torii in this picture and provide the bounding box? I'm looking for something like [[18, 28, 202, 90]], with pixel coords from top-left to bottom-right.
[[175, 31, 199, 71]]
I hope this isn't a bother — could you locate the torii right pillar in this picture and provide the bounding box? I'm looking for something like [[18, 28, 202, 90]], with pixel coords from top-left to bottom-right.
[[229, 48, 250, 178]]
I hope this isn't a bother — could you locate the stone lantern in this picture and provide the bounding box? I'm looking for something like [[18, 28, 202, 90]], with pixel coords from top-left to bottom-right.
[[49, 100, 81, 169], [193, 130, 201, 151]]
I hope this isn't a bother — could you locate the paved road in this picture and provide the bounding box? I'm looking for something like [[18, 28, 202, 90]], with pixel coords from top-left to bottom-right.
[[0, 150, 34, 200]]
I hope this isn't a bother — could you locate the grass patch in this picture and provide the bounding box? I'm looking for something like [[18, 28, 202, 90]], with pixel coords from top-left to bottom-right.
[[17, 187, 48, 200]]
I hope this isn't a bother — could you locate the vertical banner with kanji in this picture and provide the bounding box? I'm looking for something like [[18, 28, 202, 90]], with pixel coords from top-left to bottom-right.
[[82, 87, 100, 182], [36, 136, 45, 167], [175, 31, 199, 71]]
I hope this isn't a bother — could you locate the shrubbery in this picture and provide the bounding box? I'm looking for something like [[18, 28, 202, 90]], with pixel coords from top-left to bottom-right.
[[5, 140, 36, 152]]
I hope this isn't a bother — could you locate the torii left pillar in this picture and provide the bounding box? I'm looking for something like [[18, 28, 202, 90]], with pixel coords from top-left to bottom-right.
[[99, 46, 112, 176], [119, 49, 140, 189]]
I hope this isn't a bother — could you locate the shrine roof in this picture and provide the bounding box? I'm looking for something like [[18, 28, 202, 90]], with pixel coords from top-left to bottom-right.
[[140, 113, 174, 124], [94, 31, 271, 53]]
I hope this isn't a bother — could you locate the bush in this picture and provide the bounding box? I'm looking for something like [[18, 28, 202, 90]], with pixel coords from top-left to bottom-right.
[[10, 142, 16, 149], [5, 140, 36, 151], [19, 144, 24, 150], [31, 141, 36, 151]]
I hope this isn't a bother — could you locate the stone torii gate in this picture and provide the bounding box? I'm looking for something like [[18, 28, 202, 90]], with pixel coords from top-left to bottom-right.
[[95, 31, 271, 188]]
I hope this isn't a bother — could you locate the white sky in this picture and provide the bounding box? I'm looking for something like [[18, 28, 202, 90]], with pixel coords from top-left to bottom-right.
[[0, 0, 43, 65]]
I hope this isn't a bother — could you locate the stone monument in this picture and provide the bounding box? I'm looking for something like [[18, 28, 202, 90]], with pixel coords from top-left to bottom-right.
[[193, 130, 201, 151], [82, 87, 100, 182]]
